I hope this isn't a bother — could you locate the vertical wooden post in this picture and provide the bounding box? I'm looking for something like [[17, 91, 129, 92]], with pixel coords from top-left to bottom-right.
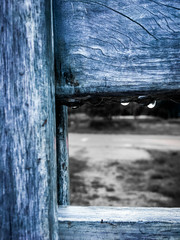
[[0, 0, 58, 239], [56, 104, 70, 205]]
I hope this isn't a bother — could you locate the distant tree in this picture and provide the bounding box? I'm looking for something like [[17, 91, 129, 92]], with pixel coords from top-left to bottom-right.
[[148, 100, 180, 119], [85, 102, 121, 121]]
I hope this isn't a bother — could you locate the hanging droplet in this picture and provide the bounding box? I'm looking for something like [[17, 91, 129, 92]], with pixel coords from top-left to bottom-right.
[[71, 106, 79, 110], [121, 102, 129, 106], [147, 100, 156, 109]]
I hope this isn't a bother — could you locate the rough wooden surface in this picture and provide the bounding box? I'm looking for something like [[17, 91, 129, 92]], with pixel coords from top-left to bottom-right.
[[58, 206, 180, 239], [0, 0, 58, 239], [54, 0, 180, 101], [56, 105, 70, 205]]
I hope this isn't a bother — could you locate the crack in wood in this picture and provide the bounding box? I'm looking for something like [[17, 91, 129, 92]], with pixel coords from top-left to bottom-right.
[[71, 0, 158, 40]]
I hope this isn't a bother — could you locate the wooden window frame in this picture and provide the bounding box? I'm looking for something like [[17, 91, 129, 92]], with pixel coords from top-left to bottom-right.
[[2, 0, 180, 238], [54, 0, 180, 238]]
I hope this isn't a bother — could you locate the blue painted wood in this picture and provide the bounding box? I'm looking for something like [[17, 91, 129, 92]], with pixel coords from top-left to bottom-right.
[[0, 0, 58, 239], [56, 105, 70, 205], [58, 206, 180, 239], [54, 0, 180, 101]]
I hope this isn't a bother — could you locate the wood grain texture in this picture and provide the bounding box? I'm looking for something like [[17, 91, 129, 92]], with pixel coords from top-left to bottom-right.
[[56, 105, 70, 205], [0, 0, 58, 239], [54, 0, 180, 100], [58, 206, 180, 239]]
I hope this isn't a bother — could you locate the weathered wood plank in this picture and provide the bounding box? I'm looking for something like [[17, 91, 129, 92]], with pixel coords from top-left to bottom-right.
[[54, 0, 180, 102], [56, 105, 70, 205], [0, 0, 58, 239], [58, 207, 180, 239]]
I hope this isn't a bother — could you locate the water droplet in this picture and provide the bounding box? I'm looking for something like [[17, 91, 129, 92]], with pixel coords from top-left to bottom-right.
[[121, 102, 129, 106], [71, 106, 79, 110], [147, 100, 156, 109]]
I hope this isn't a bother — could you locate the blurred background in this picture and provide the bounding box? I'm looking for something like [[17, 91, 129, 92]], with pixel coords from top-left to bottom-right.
[[68, 100, 180, 207]]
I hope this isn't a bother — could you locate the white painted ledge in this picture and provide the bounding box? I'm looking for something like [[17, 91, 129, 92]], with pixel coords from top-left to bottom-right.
[[58, 207, 180, 239]]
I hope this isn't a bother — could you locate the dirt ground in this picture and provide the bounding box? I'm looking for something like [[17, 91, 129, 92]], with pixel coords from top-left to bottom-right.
[[69, 116, 180, 207]]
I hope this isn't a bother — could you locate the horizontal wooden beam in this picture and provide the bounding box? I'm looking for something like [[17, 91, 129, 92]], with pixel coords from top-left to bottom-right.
[[56, 84, 180, 99], [54, 0, 180, 101], [58, 206, 180, 239]]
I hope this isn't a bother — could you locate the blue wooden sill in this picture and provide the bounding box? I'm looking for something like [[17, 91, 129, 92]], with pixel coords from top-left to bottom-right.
[[58, 206, 180, 239]]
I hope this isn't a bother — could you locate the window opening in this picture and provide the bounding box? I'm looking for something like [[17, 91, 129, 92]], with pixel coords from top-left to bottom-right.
[[68, 100, 180, 207]]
